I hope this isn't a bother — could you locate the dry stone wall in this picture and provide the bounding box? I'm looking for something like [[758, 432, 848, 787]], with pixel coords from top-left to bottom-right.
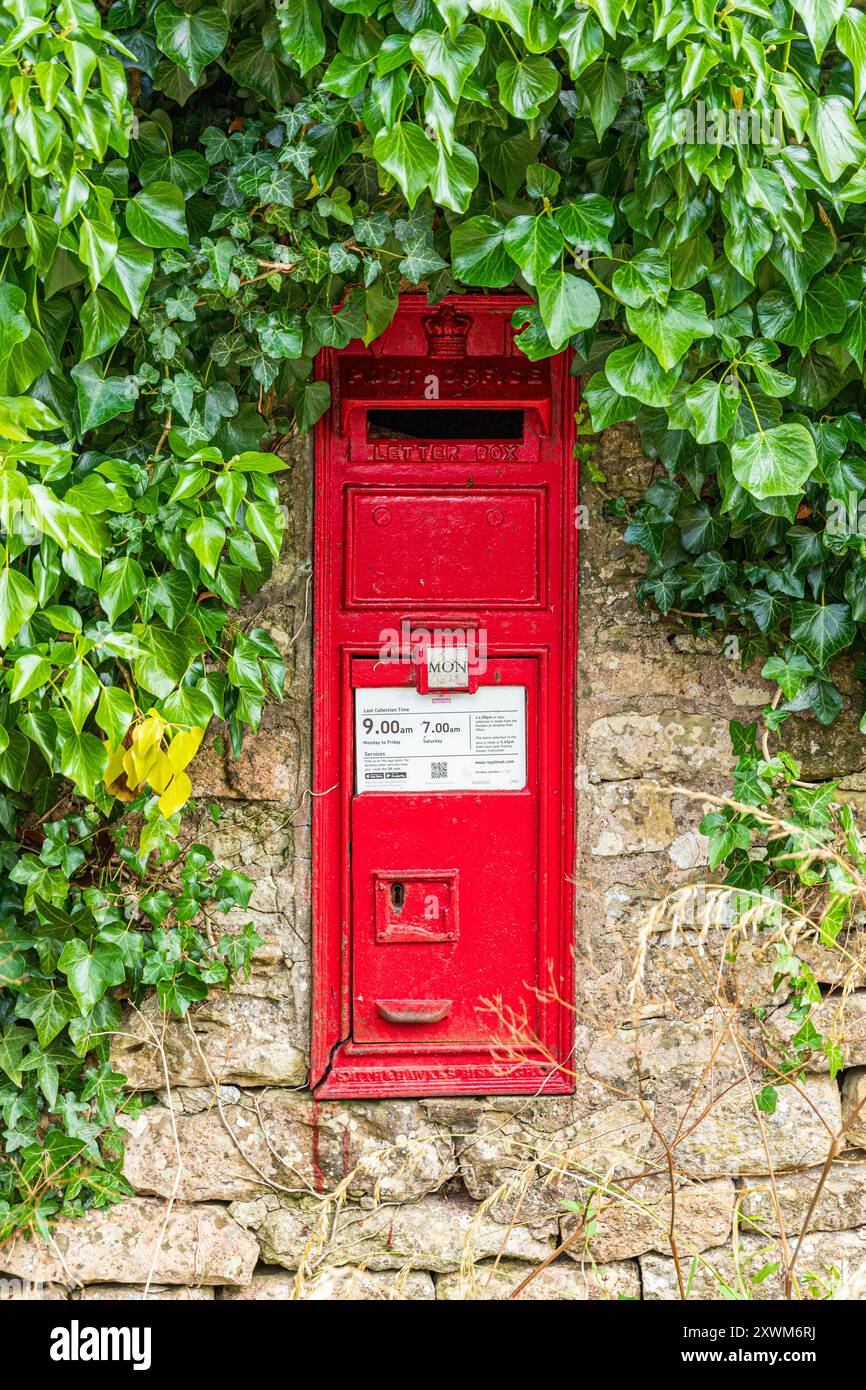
[[5, 426, 866, 1302]]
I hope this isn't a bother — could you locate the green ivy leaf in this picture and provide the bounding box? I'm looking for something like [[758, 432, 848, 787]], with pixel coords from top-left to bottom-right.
[[126, 182, 189, 249], [730, 424, 819, 499], [627, 289, 713, 370], [58, 937, 125, 1014], [0, 567, 38, 647], [537, 267, 600, 348], [411, 26, 485, 100], [279, 0, 327, 76], [372, 122, 438, 207], [450, 216, 513, 286], [154, 3, 229, 83], [496, 54, 559, 119], [790, 601, 857, 667], [99, 556, 145, 622]]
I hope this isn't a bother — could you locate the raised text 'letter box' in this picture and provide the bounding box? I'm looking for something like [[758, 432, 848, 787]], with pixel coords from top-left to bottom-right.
[[312, 295, 577, 1098]]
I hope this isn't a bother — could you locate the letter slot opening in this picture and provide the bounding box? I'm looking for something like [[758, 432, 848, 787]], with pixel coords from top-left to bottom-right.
[[367, 408, 525, 441]]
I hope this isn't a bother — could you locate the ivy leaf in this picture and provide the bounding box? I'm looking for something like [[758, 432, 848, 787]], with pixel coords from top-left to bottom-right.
[[293, 380, 330, 431], [279, 0, 326, 76], [612, 249, 671, 308], [228, 39, 294, 106], [685, 380, 740, 444], [504, 214, 563, 285], [154, 4, 229, 83], [537, 267, 600, 348], [790, 601, 856, 667], [584, 373, 642, 430], [757, 284, 847, 354], [126, 182, 189, 249], [450, 216, 513, 286], [60, 732, 109, 799], [62, 661, 102, 733], [77, 217, 117, 290], [71, 361, 139, 432], [838, 6, 866, 106], [496, 55, 559, 119], [16, 982, 77, 1048], [0, 284, 30, 363], [469, 0, 531, 40], [626, 290, 713, 370], [807, 96, 866, 183], [0, 567, 37, 647], [791, 0, 848, 59], [430, 141, 478, 213], [605, 343, 681, 407], [58, 938, 125, 1014], [372, 123, 437, 207], [10, 653, 50, 702], [80, 290, 130, 359], [186, 515, 226, 575], [579, 59, 626, 139], [554, 195, 614, 255], [95, 685, 135, 751], [99, 557, 145, 622], [559, 8, 604, 77], [101, 239, 154, 316], [410, 26, 485, 101], [730, 424, 819, 499]]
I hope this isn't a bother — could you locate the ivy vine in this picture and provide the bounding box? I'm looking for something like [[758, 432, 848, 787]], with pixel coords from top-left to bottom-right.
[[1, 0, 865, 1241]]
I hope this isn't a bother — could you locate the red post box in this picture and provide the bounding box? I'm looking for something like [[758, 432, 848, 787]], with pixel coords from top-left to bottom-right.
[[311, 295, 577, 1098]]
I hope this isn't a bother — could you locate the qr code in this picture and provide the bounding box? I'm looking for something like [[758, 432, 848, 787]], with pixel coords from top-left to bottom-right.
[[431, 761, 448, 780]]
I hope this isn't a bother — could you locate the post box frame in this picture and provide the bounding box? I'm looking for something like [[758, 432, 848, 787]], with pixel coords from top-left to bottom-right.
[[311, 293, 577, 1099]]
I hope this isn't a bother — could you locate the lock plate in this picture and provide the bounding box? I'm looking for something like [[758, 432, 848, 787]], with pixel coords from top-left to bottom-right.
[[373, 870, 458, 944]]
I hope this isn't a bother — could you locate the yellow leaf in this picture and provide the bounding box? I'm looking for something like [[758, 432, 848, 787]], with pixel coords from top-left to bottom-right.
[[145, 747, 173, 795], [167, 726, 204, 773], [132, 714, 166, 754], [158, 770, 192, 819], [103, 742, 134, 800]]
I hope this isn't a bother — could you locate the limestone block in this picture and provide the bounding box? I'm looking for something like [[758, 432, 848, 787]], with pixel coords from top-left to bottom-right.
[[740, 1161, 866, 1235], [122, 1091, 454, 1203], [588, 781, 677, 857], [641, 1226, 866, 1300], [731, 937, 854, 1010], [435, 1257, 640, 1301], [0, 1199, 258, 1287], [585, 712, 733, 783], [457, 1089, 655, 1222], [192, 704, 302, 801], [220, 1268, 435, 1300], [842, 1068, 866, 1149], [560, 1178, 736, 1263], [665, 1077, 841, 1177], [786, 702, 866, 782], [229, 1191, 555, 1274], [111, 987, 307, 1090], [765, 992, 866, 1073], [75, 1285, 214, 1300], [583, 1014, 742, 1090]]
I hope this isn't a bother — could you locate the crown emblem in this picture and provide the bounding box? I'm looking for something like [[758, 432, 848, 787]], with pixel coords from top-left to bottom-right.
[[422, 304, 471, 358]]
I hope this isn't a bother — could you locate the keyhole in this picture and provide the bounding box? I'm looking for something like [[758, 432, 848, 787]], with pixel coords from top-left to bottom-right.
[[390, 882, 405, 914]]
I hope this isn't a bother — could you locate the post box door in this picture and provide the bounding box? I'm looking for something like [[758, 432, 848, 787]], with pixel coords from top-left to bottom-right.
[[351, 656, 539, 1046]]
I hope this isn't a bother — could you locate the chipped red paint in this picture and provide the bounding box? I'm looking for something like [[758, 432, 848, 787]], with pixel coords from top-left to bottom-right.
[[311, 294, 577, 1099]]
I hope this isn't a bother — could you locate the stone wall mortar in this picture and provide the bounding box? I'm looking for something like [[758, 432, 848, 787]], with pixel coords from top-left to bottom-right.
[[5, 425, 866, 1303]]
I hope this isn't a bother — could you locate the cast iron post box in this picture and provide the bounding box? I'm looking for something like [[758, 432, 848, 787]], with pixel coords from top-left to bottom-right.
[[312, 294, 577, 1098]]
